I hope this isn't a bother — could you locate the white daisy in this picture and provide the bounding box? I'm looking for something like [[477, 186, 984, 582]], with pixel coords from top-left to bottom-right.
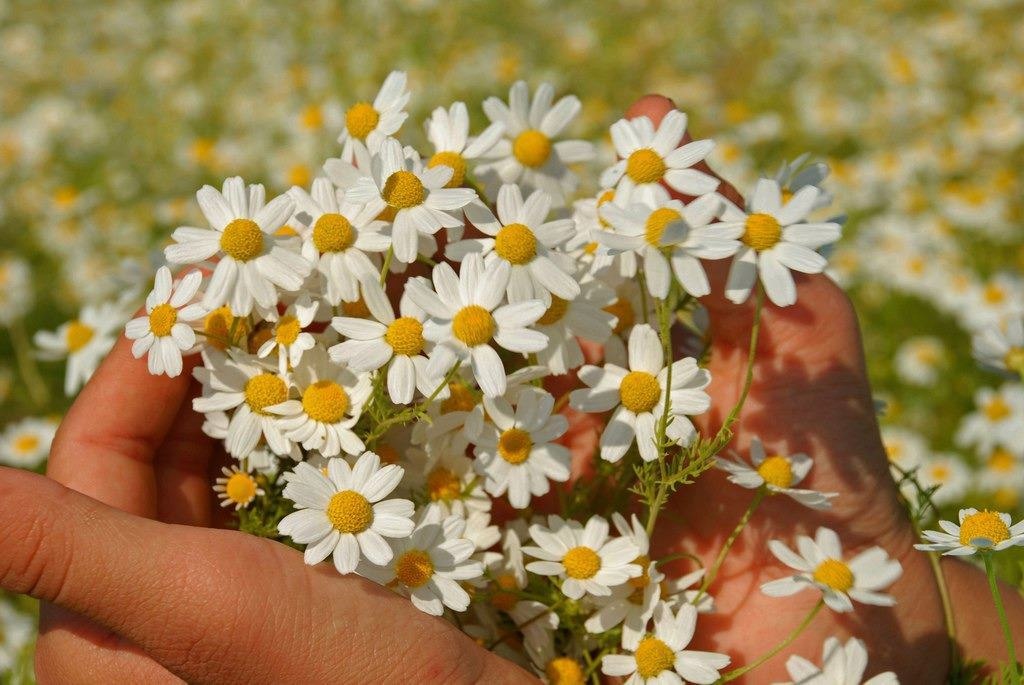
[[716, 178, 842, 307], [337, 71, 410, 161], [345, 137, 476, 264], [124, 266, 205, 377], [761, 527, 902, 613], [35, 301, 124, 395], [357, 504, 484, 615], [974, 317, 1024, 378], [716, 436, 837, 510], [533, 273, 616, 375], [400, 443, 490, 516], [407, 253, 548, 397], [977, 448, 1024, 496], [570, 187, 638, 278], [915, 508, 1024, 556], [424, 101, 505, 188], [256, 297, 319, 375], [473, 385, 571, 509], [213, 465, 264, 510], [601, 108, 719, 206], [0, 417, 57, 469], [915, 453, 970, 507], [780, 637, 897, 685], [448, 183, 579, 304], [570, 324, 711, 462], [523, 514, 641, 599], [954, 384, 1024, 457], [164, 176, 311, 315], [278, 455, 415, 574], [601, 602, 730, 685], [477, 81, 595, 205]]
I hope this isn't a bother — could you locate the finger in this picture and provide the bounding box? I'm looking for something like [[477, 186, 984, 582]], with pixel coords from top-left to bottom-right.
[[0, 467, 529, 684]]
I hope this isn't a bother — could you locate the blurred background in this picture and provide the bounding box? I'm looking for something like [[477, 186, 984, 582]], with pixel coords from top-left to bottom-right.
[[1, 0, 1022, 680]]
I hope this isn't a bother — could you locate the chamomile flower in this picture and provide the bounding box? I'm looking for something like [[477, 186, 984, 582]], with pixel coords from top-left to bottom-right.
[[424, 101, 505, 188], [716, 437, 837, 510], [955, 384, 1024, 457], [346, 137, 476, 263], [915, 453, 970, 506], [532, 274, 616, 375], [915, 508, 1024, 556], [601, 602, 730, 685], [448, 183, 579, 304], [524, 515, 641, 599], [402, 444, 490, 515], [716, 179, 842, 307], [337, 71, 410, 160], [780, 637, 897, 685], [973, 317, 1024, 377], [0, 417, 57, 469], [408, 254, 548, 397], [125, 266, 205, 377], [601, 109, 719, 206], [256, 297, 319, 374], [288, 177, 390, 305], [893, 336, 945, 386], [35, 301, 124, 395], [473, 386, 571, 509], [213, 465, 264, 510], [570, 324, 711, 462], [278, 454, 415, 574], [761, 527, 902, 613], [977, 448, 1024, 496], [357, 504, 484, 615], [477, 81, 595, 204], [164, 177, 311, 315]]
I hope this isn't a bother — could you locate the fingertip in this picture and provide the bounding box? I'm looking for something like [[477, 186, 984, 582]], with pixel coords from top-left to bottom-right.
[[625, 94, 676, 124]]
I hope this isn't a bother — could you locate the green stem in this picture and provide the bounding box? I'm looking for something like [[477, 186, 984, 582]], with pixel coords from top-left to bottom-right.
[[363, 361, 461, 445], [719, 599, 823, 682], [643, 296, 676, 537], [984, 552, 1021, 684], [7, 320, 49, 406], [695, 488, 765, 603], [379, 246, 394, 285]]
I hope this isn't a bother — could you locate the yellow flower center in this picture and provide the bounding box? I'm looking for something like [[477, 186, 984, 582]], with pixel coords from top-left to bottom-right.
[[742, 213, 782, 251], [13, 434, 39, 454], [148, 303, 178, 337], [326, 489, 373, 534], [220, 218, 265, 262], [345, 102, 379, 140], [985, 397, 1011, 422], [341, 296, 371, 318], [604, 297, 635, 335], [426, 466, 462, 502], [512, 129, 552, 168], [274, 315, 302, 346], [248, 325, 274, 354], [619, 371, 661, 414], [244, 373, 288, 415], [385, 317, 425, 356], [959, 510, 1010, 546], [276, 225, 299, 237], [395, 549, 434, 587], [65, 320, 94, 353], [812, 558, 854, 592], [562, 546, 601, 579], [427, 151, 468, 188], [988, 449, 1016, 473], [382, 170, 425, 209], [288, 164, 312, 188], [494, 223, 537, 265], [441, 383, 478, 414], [491, 573, 519, 611], [452, 305, 495, 347], [204, 306, 248, 350], [635, 636, 675, 679], [300, 104, 323, 130], [984, 283, 1006, 304], [537, 296, 569, 326], [225, 472, 258, 505], [627, 555, 651, 590], [545, 657, 585, 685], [498, 427, 533, 465], [626, 148, 667, 184], [757, 455, 794, 489], [645, 207, 683, 246], [1005, 347, 1024, 375], [302, 380, 349, 424], [312, 213, 355, 253]]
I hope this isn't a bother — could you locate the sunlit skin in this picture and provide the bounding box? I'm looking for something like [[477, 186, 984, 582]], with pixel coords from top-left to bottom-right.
[[0, 96, 1021, 684]]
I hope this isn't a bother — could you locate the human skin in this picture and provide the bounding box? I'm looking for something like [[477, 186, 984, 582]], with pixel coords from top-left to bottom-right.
[[0, 95, 1021, 684]]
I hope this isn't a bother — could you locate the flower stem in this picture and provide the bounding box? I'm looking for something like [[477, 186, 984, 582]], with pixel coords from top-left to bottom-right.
[[719, 598, 823, 682], [378, 246, 394, 285], [7, 320, 49, 406], [983, 552, 1021, 684], [694, 487, 765, 604]]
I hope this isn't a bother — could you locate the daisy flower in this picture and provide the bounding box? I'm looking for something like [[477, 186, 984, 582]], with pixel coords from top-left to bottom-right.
[[448, 183, 579, 304], [781, 637, 897, 685], [954, 384, 1024, 457], [716, 178, 842, 307], [278, 455, 415, 574], [761, 527, 902, 613], [164, 177, 311, 315], [473, 385, 571, 509], [256, 297, 319, 375], [973, 317, 1024, 377], [977, 448, 1024, 497], [35, 301, 124, 395], [523, 514, 641, 599], [915, 508, 1024, 556], [601, 108, 719, 206], [0, 417, 57, 469], [330, 276, 441, 405], [337, 71, 410, 161], [915, 453, 970, 507], [601, 602, 730, 685], [125, 266, 205, 377], [357, 504, 484, 615], [716, 436, 837, 510], [570, 187, 637, 278], [477, 81, 595, 204], [288, 177, 390, 305], [893, 336, 946, 387], [599, 193, 741, 298], [570, 324, 711, 462], [346, 137, 476, 264], [424, 101, 505, 188], [407, 253, 548, 397], [267, 348, 371, 457], [213, 465, 265, 510], [533, 273, 616, 375]]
